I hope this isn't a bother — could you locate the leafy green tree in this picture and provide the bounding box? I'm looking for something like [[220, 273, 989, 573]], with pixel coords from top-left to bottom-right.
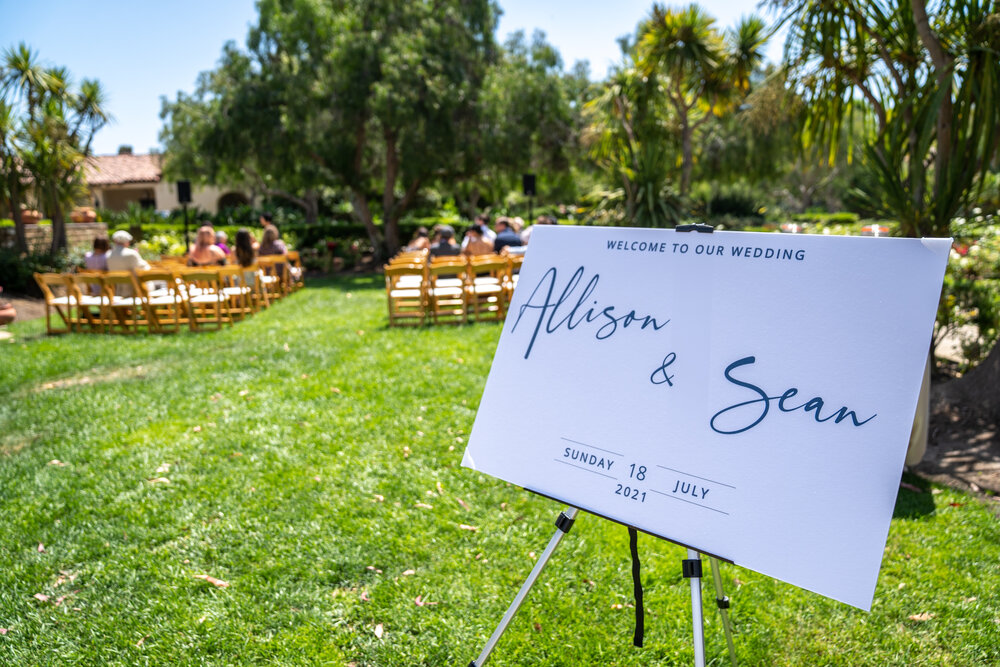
[[160, 42, 325, 222], [460, 29, 579, 213], [162, 0, 498, 255]]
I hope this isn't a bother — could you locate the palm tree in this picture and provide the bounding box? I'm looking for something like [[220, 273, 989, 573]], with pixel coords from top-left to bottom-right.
[[0, 100, 28, 252], [637, 5, 769, 197], [777, 0, 999, 238], [777, 0, 1000, 445], [3, 45, 111, 253], [583, 66, 681, 227], [1, 43, 49, 252]]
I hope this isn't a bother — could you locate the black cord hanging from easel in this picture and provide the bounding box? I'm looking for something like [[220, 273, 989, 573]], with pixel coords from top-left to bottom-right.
[[628, 527, 644, 647]]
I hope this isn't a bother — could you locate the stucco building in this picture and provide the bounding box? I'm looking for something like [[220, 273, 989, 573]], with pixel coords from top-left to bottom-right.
[[84, 153, 251, 214]]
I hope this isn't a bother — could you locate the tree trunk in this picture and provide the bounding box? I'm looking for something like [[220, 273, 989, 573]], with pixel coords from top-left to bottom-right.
[[932, 341, 1000, 427], [49, 189, 67, 255], [349, 188, 384, 262], [680, 121, 693, 198], [8, 177, 27, 253], [304, 188, 319, 224]]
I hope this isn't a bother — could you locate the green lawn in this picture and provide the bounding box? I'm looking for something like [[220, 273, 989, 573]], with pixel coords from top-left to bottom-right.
[[1, 277, 998, 665]]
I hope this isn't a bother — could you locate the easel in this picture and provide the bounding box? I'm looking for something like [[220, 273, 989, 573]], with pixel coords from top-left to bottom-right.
[[469, 505, 738, 667]]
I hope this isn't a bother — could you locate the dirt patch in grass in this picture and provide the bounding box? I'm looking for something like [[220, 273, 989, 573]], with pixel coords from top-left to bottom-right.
[[0, 433, 40, 457], [31, 365, 154, 394], [3, 295, 46, 322]]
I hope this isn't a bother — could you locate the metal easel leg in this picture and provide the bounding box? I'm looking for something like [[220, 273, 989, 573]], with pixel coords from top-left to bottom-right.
[[709, 557, 738, 667], [469, 507, 579, 667], [684, 549, 706, 667]]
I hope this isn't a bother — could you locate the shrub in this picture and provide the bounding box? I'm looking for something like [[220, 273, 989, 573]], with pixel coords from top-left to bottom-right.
[[0, 249, 73, 297]]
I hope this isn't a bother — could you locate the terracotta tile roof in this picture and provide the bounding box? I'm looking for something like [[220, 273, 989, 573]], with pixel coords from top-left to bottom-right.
[[84, 154, 163, 186]]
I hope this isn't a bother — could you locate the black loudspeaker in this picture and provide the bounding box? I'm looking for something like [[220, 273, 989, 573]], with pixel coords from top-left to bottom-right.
[[177, 180, 192, 204], [522, 173, 536, 197]]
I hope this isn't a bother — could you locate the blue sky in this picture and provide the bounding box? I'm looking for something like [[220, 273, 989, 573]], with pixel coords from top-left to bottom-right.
[[1, 1, 786, 156]]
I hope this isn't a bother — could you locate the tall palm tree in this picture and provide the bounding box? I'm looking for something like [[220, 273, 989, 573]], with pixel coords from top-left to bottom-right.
[[0, 100, 28, 252], [637, 5, 769, 197], [3, 45, 111, 253], [1, 43, 50, 252], [777, 0, 1000, 238], [583, 65, 681, 227]]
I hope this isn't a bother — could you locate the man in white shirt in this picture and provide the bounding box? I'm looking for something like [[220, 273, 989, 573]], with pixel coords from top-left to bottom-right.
[[106, 230, 150, 272]]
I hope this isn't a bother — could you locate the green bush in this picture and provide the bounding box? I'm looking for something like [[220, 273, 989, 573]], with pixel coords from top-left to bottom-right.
[[0, 249, 73, 297], [935, 215, 1000, 369]]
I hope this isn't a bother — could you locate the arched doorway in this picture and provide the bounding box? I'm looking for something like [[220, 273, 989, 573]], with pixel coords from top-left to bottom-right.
[[217, 191, 250, 211]]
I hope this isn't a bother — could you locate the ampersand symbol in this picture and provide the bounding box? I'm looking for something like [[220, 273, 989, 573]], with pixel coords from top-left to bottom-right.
[[650, 352, 677, 386]]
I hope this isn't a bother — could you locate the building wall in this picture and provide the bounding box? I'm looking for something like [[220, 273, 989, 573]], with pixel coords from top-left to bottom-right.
[[0, 222, 108, 253], [91, 182, 252, 215]]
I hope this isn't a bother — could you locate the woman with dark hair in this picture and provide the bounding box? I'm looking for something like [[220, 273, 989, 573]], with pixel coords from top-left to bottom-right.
[[84, 236, 110, 271], [234, 228, 256, 267]]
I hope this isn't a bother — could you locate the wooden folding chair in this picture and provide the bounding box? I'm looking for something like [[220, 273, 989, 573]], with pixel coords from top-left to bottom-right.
[[33, 273, 76, 334], [175, 269, 231, 331], [218, 265, 255, 321], [66, 273, 113, 333], [466, 256, 508, 322], [286, 250, 305, 292], [427, 261, 469, 325], [385, 263, 427, 327], [100, 271, 156, 334], [390, 250, 428, 265], [134, 269, 186, 333], [506, 254, 525, 303], [256, 256, 289, 302]]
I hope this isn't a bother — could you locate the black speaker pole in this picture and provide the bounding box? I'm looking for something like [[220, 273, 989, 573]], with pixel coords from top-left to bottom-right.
[[183, 202, 190, 254]]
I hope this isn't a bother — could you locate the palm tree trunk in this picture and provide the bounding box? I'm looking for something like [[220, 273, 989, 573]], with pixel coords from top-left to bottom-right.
[[7, 177, 27, 253], [680, 122, 694, 198], [48, 185, 67, 254]]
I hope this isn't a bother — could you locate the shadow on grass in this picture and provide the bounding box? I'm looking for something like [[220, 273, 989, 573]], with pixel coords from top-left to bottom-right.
[[893, 472, 936, 519]]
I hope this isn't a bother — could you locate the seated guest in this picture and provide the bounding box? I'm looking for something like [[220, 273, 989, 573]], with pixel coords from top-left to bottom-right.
[[252, 212, 275, 251], [461, 214, 495, 251], [258, 224, 288, 257], [232, 228, 260, 290], [107, 230, 150, 272], [477, 213, 497, 242], [215, 230, 231, 256], [521, 214, 556, 245], [462, 225, 494, 257], [406, 226, 431, 251], [429, 225, 461, 257], [258, 224, 300, 283], [234, 228, 256, 268], [84, 236, 110, 271], [493, 218, 524, 254], [187, 226, 227, 266]]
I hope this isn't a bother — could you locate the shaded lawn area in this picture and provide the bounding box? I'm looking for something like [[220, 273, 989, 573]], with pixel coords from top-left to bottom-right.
[[1, 276, 998, 665]]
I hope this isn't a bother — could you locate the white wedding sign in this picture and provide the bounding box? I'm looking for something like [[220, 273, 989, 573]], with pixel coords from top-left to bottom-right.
[[463, 226, 950, 610]]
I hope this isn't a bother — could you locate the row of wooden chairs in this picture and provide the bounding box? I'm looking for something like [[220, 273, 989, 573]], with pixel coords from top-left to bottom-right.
[[384, 252, 524, 327], [155, 251, 305, 293], [33, 258, 298, 335]]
